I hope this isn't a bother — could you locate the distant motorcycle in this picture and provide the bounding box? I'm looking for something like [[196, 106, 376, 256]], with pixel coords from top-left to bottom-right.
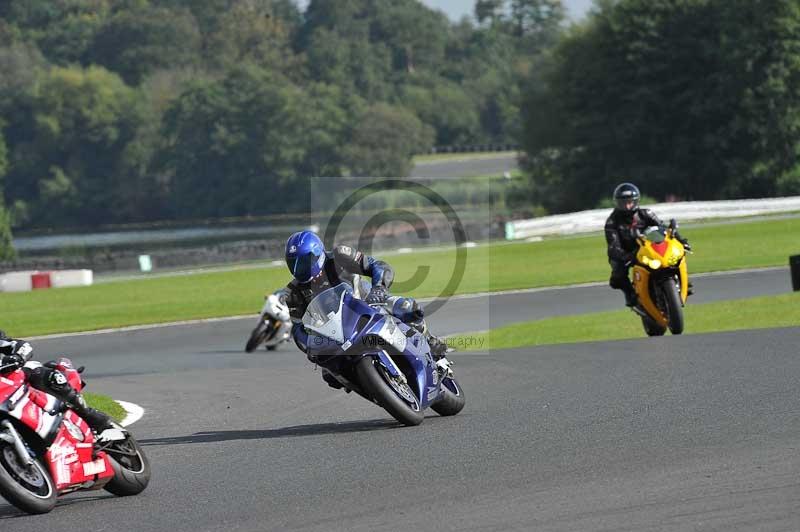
[[245, 290, 292, 352], [0, 358, 149, 515], [631, 219, 691, 336], [302, 283, 465, 426]]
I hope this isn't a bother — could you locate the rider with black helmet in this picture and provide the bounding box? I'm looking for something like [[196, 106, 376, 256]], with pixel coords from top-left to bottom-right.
[[604, 183, 691, 307], [0, 331, 114, 433]]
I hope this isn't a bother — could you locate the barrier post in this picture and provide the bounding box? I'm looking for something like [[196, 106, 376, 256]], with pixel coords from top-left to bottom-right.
[[790, 255, 800, 291]]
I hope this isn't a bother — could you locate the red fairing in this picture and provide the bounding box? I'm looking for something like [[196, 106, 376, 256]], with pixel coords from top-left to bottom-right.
[[1, 367, 113, 493], [46, 411, 113, 491], [651, 241, 669, 256], [0, 370, 26, 403]]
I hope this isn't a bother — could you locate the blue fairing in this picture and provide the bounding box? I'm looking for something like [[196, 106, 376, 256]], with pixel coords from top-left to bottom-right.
[[303, 284, 443, 409]]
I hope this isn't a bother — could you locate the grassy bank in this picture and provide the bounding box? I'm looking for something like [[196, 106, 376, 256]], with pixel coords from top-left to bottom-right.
[[2, 216, 798, 337], [84, 392, 127, 423], [451, 292, 800, 351]]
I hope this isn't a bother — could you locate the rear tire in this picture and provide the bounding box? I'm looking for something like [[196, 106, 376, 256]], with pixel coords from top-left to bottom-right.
[[661, 279, 684, 335], [104, 434, 150, 497], [431, 376, 465, 416], [356, 357, 424, 426], [0, 442, 56, 515]]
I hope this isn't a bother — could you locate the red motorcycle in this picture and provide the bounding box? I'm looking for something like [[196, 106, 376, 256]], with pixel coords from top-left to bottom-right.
[[0, 358, 150, 514]]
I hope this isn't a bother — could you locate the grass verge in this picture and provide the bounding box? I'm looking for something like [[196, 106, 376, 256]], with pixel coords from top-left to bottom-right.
[[450, 292, 800, 351], [2, 216, 798, 337], [84, 392, 127, 423]]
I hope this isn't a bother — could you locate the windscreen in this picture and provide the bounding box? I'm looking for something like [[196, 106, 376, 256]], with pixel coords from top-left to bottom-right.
[[643, 226, 666, 243], [301, 284, 352, 344]]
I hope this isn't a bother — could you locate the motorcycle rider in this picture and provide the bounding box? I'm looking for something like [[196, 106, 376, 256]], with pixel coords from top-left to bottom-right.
[[281, 231, 449, 386], [0, 332, 114, 432], [605, 183, 691, 307]]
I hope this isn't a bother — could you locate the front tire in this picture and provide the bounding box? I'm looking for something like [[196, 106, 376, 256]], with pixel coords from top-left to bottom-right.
[[641, 315, 666, 337], [245, 320, 270, 353], [661, 279, 684, 335], [356, 357, 424, 426], [431, 376, 465, 416], [0, 442, 56, 515], [104, 433, 150, 497]]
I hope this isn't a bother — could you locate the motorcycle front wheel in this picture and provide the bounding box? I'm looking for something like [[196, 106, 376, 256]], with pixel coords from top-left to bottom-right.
[[661, 279, 684, 335], [356, 357, 424, 426], [0, 441, 56, 514], [245, 319, 272, 353], [103, 433, 151, 497]]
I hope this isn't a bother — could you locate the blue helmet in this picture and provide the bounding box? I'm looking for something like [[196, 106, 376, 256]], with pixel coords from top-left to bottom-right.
[[285, 231, 326, 282]]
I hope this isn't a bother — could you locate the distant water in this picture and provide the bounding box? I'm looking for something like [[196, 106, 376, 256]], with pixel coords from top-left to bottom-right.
[[13, 223, 305, 252]]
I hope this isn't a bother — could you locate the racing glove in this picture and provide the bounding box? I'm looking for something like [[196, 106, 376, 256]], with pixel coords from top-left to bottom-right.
[[0, 353, 25, 373], [365, 285, 389, 305]]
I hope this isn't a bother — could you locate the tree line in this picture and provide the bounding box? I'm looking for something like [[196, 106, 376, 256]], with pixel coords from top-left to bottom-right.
[[2, 0, 799, 260], [0, 0, 562, 259], [520, 0, 800, 213]]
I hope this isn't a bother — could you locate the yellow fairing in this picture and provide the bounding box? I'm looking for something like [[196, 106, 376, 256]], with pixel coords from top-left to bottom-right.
[[678, 258, 688, 303], [632, 265, 668, 327]]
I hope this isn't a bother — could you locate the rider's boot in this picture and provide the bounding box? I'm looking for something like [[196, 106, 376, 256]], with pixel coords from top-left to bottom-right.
[[63, 388, 115, 433], [407, 316, 449, 361], [624, 288, 638, 308]]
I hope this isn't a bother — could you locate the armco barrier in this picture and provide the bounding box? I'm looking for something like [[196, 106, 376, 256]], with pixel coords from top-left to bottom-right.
[[505, 196, 800, 240], [0, 269, 93, 292]]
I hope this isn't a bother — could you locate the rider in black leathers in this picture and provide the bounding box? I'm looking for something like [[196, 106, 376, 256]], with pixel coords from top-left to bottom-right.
[[605, 183, 691, 307], [0, 332, 114, 432]]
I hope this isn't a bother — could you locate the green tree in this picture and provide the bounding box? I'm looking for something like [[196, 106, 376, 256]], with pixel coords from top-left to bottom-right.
[[158, 66, 312, 217], [88, 5, 201, 85], [342, 103, 434, 177], [520, 0, 800, 212], [0, 131, 15, 260], [5, 66, 145, 225]]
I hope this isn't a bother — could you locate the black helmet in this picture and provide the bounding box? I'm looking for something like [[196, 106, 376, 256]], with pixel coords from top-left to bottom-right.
[[613, 183, 640, 212]]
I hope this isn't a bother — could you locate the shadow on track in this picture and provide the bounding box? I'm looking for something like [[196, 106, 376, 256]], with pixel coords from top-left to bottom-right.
[[0, 494, 115, 519], [139, 418, 401, 446]]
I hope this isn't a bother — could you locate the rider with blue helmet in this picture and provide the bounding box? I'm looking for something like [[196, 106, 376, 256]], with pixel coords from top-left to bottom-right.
[[282, 231, 448, 382]]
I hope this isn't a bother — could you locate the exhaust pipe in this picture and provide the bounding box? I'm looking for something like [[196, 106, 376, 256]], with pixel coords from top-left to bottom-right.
[[0, 420, 34, 466]]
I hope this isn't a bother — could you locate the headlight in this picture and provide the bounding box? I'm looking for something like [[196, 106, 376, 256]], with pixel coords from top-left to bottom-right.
[[649, 259, 662, 269]]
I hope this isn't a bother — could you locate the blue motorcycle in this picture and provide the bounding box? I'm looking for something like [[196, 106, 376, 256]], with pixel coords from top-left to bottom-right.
[[302, 283, 465, 426]]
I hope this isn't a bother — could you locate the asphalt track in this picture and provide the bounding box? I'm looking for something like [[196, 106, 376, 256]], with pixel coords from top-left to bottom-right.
[[2, 268, 798, 531]]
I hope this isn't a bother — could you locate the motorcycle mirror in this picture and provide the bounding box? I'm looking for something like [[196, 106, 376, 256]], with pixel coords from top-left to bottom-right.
[[669, 218, 678, 230], [77, 366, 85, 374]]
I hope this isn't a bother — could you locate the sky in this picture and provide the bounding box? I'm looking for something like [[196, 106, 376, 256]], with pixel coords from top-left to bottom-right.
[[294, 1, 596, 22], [421, 0, 594, 21]]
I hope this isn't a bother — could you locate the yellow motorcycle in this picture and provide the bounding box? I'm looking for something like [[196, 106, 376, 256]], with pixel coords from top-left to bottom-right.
[[631, 219, 690, 336]]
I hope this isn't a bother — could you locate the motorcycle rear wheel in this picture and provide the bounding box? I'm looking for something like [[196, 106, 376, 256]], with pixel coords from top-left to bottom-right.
[[0, 442, 56, 514], [104, 433, 150, 497], [356, 357, 424, 426]]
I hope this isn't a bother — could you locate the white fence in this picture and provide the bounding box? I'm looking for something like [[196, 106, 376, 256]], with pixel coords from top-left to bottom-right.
[[505, 196, 800, 240], [0, 270, 93, 292]]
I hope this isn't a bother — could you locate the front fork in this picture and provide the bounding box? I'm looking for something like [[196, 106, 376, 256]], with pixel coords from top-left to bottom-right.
[[0, 420, 34, 466]]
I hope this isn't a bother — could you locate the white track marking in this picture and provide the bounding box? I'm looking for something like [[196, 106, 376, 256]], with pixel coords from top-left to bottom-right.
[[116, 400, 144, 427]]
